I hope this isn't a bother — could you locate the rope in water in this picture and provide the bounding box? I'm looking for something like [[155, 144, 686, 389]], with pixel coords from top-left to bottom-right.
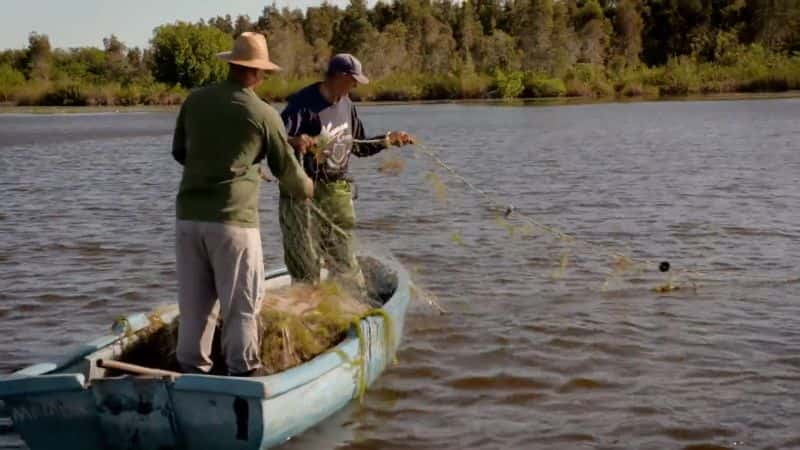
[[348, 139, 795, 290], [415, 143, 700, 280], [360, 138, 694, 284]]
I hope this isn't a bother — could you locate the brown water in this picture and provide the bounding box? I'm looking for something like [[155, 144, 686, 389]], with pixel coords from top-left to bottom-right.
[[1, 99, 800, 449]]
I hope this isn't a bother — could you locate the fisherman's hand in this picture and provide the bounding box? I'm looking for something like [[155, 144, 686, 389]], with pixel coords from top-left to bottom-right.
[[259, 166, 272, 182], [387, 131, 416, 147], [288, 134, 316, 154], [302, 177, 315, 200]]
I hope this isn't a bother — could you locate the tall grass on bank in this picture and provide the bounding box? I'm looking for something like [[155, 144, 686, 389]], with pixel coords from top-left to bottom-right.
[[2, 79, 187, 106], [353, 73, 493, 101], [1, 46, 798, 106], [255, 76, 319, 102], [632, 44, 800, 96]]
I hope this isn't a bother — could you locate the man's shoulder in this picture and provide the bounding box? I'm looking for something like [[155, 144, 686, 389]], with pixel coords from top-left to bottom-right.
[[188, 82, 222, 98], [182, 82, 227, 109], [238, 95, 284, 136], [257, 102, 283, 127], [239, 89, 274, 114], [285, 82, 327, 113]]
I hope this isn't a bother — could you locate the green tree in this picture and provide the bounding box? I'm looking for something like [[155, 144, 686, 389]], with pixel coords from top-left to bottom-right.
[[256, 6, 314, 77], [575, 0, 613, 66], [475, 0, 504, 35], [103, 34, 129, 80], [125, 47, 151, 81], [747, 0, 800, 51], [52, 47, 106, 82], [0, 64, 26, 100], [209, 15, 235, 35], [304, 2, 342, 71], [549, 0, 580, 76], [419, 15, 458, 74], [103, 35, 126, 61], [234, 15, 254, 37], [360, 21, 409, 78], [479, 30, 522, 72], [305, 2, 342, 44], [0, 49, 28, 74], [494, 69, 524, 98], [26, 32, 52, 81], [331, 0, 375, 54], [510, 0, 555, 71], [150, 22, 232, 87], [642, 0, 714, 65], [613, 0, 644, 67], [455, 0, 484, 73]]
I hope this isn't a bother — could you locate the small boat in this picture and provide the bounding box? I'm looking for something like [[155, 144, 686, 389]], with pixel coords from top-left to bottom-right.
[[0, 256, 410, 450]]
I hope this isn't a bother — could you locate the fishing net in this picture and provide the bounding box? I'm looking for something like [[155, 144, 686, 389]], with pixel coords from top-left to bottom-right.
[[254, 183, 390, 373], [117, 281, 383, 376], [405, 141, 798, 293], [259, 280, 369, 373], [117, 198, 387, 376], [367, 140, 711, 294]]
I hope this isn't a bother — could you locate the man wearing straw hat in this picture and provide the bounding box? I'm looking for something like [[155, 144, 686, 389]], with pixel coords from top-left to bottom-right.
[[279, 54, 415, 288], [171, 32, 313, 377]]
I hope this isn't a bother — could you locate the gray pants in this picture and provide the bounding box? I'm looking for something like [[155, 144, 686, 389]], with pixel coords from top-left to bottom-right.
[[175, 220, 264, 374]]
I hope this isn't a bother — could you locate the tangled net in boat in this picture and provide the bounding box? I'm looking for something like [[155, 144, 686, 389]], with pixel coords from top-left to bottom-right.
[[259, 279, 377, 374], [118, 269, 387, 376]]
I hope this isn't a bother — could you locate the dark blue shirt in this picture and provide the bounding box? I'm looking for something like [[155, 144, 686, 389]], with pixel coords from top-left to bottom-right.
[[281, 83, 386, 182]]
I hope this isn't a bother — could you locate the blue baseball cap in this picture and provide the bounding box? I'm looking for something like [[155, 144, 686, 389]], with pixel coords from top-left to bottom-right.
[[326, 53, 370, 84]]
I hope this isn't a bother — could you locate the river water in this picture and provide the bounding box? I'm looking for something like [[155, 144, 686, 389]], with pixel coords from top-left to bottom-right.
[[1, 98, 799, 449]]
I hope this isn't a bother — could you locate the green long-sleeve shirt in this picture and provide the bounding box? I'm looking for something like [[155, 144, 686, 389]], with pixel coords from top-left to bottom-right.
[[172, 79, 310, 227]]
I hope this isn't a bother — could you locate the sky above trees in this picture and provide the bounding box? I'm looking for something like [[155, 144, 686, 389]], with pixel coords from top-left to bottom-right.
[[0, 0, 368, 49]]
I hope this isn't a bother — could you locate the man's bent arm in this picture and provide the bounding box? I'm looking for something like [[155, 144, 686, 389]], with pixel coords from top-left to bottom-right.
[[351, 105, 387, 157], [172, 105, 187, 165], [265, 120, 313, 199]]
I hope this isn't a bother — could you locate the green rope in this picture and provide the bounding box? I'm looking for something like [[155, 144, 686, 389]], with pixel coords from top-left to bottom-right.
[[349, 308, 397, 403]]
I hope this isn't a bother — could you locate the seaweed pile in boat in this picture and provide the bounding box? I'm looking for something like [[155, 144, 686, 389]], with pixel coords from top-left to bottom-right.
[[259, 279, 375, 374], [117, 272, 387, 375]]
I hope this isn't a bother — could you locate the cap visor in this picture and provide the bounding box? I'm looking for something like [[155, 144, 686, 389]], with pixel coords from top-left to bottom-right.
[[352, 73, 370, 84]]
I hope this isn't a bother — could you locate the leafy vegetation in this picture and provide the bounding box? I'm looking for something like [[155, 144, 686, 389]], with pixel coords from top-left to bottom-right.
[[2, 0, 799, 105]]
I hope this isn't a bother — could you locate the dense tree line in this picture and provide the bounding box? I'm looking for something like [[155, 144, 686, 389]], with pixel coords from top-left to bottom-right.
[[1, 0, 799, 105], [199, 0, 800, 78]]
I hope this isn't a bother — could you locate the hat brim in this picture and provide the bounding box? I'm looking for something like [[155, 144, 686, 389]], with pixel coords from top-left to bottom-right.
[[351, 73, 370, 84], [217, 52, 282, 71]]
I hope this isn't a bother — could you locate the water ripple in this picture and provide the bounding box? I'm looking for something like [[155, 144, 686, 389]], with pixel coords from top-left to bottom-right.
[[2, 99, 800, 449]]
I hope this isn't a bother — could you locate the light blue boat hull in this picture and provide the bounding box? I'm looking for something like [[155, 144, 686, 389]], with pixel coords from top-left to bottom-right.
[[0, 257, 410, 450]]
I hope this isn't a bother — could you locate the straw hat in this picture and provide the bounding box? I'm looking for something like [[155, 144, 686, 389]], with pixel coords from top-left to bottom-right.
[[216, 32, 281, 71]]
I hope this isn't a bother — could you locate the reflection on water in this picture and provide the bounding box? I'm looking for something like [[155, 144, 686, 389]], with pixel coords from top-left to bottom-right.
[[2, 98, 800, 449]]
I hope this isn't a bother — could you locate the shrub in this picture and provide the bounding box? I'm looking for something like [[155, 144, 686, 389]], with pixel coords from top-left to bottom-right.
[[115, 84, 143, 106], [458, 73, 492, 99], [565, 79, 593, 97], [0, 64, 25, 101], [422, 75, 461, 100], [619, 82, 644, 97], [11, 82, 49, 106], [658, 56, 700, 96], [356, 74, 425, 101], [150, 22, 232, 88], [493, 70, 524, 99], [524, 76, 567, 97], [42, 83, 89, 106], [257, 76, 318, 102]]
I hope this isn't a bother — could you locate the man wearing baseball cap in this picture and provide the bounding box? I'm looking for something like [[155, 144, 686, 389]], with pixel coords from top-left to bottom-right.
[[279, 54, 415, 287], [171, 32, 313, 376]]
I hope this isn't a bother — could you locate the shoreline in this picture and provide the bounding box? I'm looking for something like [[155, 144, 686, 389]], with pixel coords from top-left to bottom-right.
[[2, 90, 799, 114]]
